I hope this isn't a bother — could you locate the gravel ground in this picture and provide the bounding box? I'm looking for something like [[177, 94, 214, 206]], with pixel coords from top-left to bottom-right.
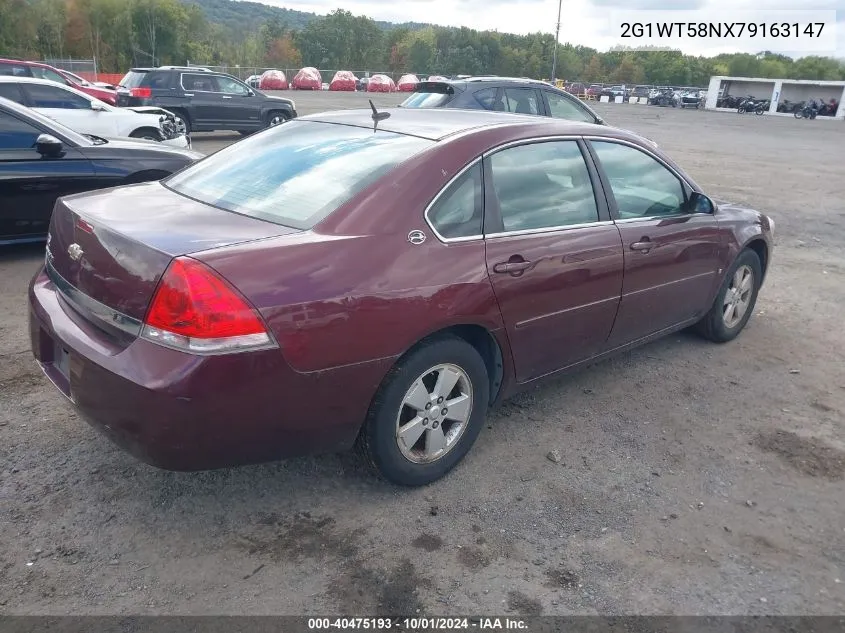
[[1, 92, 844, 616]]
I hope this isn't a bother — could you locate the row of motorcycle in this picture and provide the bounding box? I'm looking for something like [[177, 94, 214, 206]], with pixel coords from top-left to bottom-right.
[[717, 94, 839, 119]]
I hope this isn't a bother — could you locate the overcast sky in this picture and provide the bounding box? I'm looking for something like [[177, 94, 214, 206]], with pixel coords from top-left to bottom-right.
[[264, 0, 844, 58]]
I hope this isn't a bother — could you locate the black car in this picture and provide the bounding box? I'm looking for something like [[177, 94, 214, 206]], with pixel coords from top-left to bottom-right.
[[400, 77, 605, 126], [115, 66, 297, 134], [0, 96, 202, 244]]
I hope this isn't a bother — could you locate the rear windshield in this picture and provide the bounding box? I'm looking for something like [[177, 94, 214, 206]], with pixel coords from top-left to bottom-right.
[[402, 84, 456, 109], [119, 70, 149, 88], [164, 121, 434, 230]]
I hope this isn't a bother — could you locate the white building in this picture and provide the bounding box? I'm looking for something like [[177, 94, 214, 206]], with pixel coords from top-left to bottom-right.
[[704, 75, 845, 120]]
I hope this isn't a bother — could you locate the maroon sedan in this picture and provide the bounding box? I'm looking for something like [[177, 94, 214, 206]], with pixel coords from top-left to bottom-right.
[[29, 108, 774, 486]]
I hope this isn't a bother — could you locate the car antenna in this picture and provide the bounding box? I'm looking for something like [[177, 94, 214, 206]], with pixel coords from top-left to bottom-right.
[[369, 99, 390, 132]]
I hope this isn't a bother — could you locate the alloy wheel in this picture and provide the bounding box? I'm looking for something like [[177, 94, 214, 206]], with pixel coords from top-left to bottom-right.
[[723, 264, 754, 328], [395, 364, 473, 464], [269, 114, 286, 126]]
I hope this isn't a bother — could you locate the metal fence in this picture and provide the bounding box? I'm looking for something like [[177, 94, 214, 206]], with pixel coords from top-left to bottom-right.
[[186, 63, 424, 83], [44, 58, 98, 76]]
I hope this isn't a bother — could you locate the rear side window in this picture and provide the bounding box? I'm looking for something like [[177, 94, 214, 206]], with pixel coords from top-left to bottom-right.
[[0, 111, 42, 149], [164, 121, 434, 230], [427, 162, 483, 239], [0, 63, 32, 77], [182, 73, 217, 92], [23, 84, 90, 109], [489, 141, 599, 232], [503, 88, 540, 115], [0, 83, 25, 104], [472, 88, 498, 111]]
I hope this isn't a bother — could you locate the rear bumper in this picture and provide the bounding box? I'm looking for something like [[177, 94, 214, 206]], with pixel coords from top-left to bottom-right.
[[28, 267, 392, 470]]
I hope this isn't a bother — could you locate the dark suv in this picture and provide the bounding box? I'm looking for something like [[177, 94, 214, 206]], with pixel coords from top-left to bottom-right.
[[116, 66, 297, 134], [400, 77, 605, 126]]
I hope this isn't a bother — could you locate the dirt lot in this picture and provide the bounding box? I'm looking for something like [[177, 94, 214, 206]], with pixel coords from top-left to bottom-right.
[[1, 92, 844, 616]]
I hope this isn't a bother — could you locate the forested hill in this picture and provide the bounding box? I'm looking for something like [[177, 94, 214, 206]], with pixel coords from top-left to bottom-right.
[[180, 0, 428, 36]]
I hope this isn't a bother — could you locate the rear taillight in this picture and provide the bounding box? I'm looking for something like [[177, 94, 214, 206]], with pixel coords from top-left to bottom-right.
[[141, 257, 275, 354], [129, 87, 152, 98]]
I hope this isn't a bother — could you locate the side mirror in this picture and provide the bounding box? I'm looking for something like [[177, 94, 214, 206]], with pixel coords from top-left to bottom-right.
[[91, 101, 106, 111], [35, 134, 64, 158], [687, 191, 715, 214]]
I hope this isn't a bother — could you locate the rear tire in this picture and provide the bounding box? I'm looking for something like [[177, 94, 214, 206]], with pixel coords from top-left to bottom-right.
[[694, 249, 762, 343], [358, 336, 490, 487]]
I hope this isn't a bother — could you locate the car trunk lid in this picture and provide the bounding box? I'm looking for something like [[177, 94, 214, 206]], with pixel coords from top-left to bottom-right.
[[46, 181, 298, 325]]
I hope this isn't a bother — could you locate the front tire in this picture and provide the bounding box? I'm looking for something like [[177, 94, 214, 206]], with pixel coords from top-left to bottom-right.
[[358, 336, 490, 486], [694, 249, 762, 343], [266, 111, 290, 128]]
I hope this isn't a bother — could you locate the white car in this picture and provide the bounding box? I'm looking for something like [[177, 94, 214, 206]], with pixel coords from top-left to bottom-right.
[[0, 76, 190, 148]]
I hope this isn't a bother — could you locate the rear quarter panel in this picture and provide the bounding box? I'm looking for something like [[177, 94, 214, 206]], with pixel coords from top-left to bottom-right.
[[193, 133, 517, 375]]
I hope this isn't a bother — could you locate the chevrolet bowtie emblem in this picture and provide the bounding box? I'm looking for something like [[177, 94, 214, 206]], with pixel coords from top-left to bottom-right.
[[67, 243, 84, 261]]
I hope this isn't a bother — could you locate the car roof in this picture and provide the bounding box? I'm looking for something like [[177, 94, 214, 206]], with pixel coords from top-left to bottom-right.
[[0, 75, 69, 86], [303, 107, 616, 142], [0, 58, 56, 70]]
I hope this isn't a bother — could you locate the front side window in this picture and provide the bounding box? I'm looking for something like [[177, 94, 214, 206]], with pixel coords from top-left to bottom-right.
[[591, 141, 686, 219], [215, 75, 250, 95], [29, 67, 68, 86], [165, 121, 433, 230], [427, 162, 483, 239], [503, 88, 539, 115], [23, 84, 90, 109], [545, 91, 595, 123], [0, 112, 42, 149], [488, 141, 599, 233]]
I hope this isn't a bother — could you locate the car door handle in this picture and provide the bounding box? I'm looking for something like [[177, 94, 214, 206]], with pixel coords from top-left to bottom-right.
[[222, 96, 233, 99], [630, 239, 653, 253], [493, 260, 532, 274], [183, 93, 194, 97]]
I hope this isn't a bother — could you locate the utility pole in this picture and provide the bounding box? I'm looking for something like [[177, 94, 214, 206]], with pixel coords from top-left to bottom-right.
[[550, 0, 563, 83]]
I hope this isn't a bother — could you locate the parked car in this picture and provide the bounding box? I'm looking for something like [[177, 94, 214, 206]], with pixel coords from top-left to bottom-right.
[[28, 108, 773, 485], [631, 85, 651, 99], [586, 84, 602, 97], [57, 69, 117, 95], [115, 66, 297, 134], [0, 77, 190, 147], [601, 85, 626, 99], [565, 82, 587, 95], [400, 76, 605, 126], [0, 58, 117, 105], [245, 74, 261, 89], [0, 96, 201, 244]]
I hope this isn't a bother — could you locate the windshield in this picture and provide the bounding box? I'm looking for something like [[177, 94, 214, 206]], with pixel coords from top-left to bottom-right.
[[164, 120, 433, 230]]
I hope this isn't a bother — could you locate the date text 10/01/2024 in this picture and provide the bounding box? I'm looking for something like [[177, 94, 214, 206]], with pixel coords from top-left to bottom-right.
[[620, 22, 826, 38], [307, 618, 528, 630]]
